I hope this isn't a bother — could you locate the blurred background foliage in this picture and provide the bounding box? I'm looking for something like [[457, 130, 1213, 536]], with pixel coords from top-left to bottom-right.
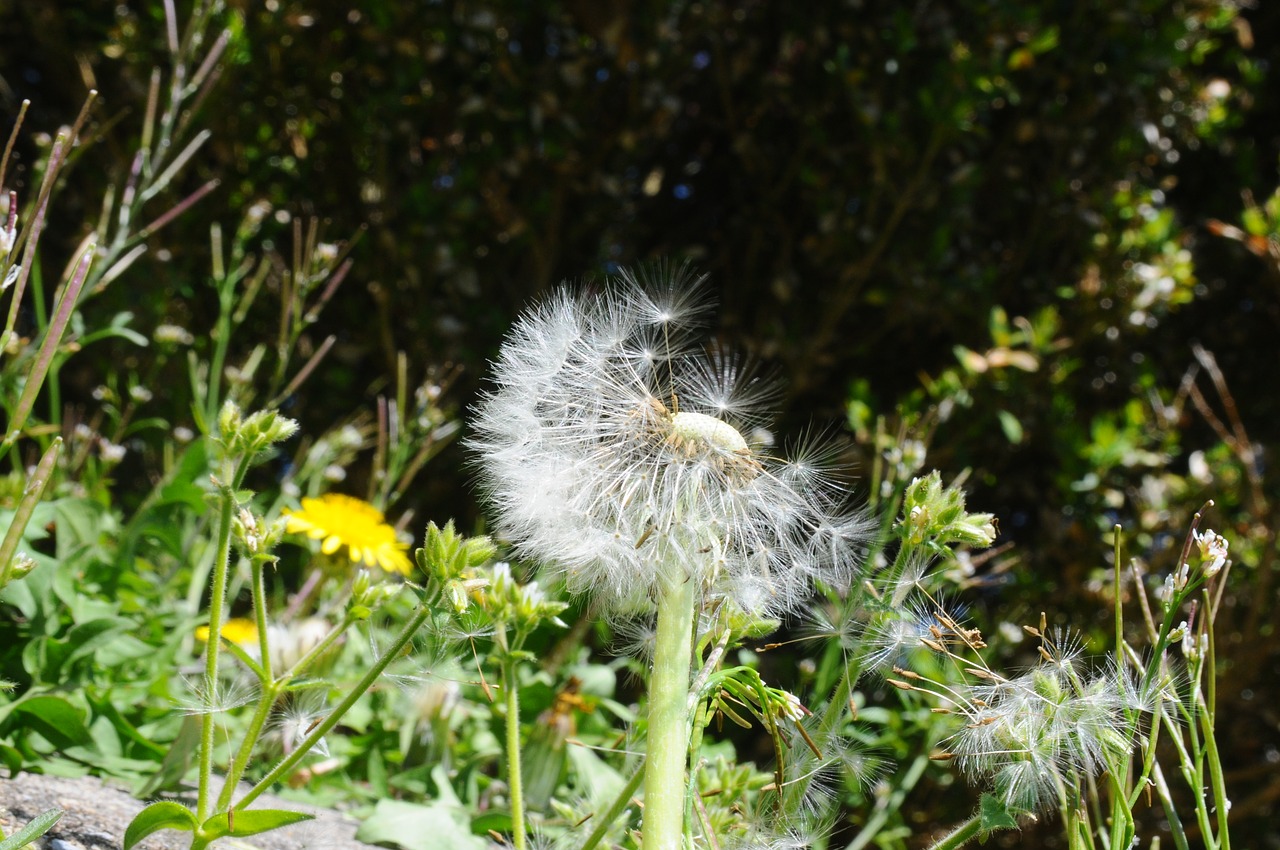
[[2, 0, 1279, 844]]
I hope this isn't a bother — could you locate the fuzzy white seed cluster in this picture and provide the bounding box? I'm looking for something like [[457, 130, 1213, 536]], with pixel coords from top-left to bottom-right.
[[947, 634, 1153, 814], [469, 265, 868, 616]]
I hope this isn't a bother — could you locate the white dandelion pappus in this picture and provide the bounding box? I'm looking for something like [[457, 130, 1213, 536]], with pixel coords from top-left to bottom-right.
[[468, 263, 869, 617]]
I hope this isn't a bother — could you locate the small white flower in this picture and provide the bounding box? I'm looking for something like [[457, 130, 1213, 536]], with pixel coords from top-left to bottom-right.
[[1194, 529, 1229, 578], [777, 689, 806, 722], [99, 441, 127, 463], [153, 323, 195, 346], [469, 265, 868, 616]]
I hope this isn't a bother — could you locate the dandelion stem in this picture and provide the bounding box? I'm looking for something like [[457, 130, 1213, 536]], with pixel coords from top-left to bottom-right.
[[643, 574, 698, 850]]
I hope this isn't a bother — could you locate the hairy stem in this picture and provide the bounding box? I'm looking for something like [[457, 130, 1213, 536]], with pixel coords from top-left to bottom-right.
[[235, 604, 432, 810], [197, 492, 235, 822], [926, 814, 981, 850], [642, 575, 698, 850], [504, 653, 527, 850]]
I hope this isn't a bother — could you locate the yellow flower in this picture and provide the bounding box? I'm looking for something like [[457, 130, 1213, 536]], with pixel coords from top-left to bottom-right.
[[195, 617, 260, 646], [283, 493, 413, 576]]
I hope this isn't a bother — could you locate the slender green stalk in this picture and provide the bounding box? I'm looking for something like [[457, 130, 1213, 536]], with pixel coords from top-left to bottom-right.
[[642, 575, 698, 850], [0, 438, 61, 587], [3, 247, 94, 450], [1199, 695, 1230, 850], [1113, 526, 1123, 674], [282, 618, 353, 681], [504, 656, 527, 850], [1200, 632, 1230, 850], [579, 765, 645, 850], [250, 560, 273, 683], [1151, 761, 1191, 850], [214, 556, 278, 812], [845, 753, 930, 850], [196, 492, 236, 822], [215, 682, 279, 811], [235, 603, 432, 810], [926, 813, 981, 850]]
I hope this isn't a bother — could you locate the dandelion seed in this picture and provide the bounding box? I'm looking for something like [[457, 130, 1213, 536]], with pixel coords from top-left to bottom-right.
[[943, 630, 1149, 814], [175, 674, 257, 717]]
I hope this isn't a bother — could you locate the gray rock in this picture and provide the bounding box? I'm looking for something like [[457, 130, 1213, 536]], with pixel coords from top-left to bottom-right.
[[0, 773, 381, 850]]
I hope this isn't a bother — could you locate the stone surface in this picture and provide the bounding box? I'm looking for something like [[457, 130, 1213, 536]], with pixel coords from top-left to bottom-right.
[[0, 773, 380, 850]]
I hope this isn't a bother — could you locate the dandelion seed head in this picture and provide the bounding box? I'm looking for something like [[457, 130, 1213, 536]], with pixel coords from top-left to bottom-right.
[[943, 628, 1148, 814], [470, 264, 869, 616]]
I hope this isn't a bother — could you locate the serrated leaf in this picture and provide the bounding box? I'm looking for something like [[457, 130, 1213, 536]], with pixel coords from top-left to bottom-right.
[[199, 808, 314, 841], [123, 802, 198, 850], [978, 793, 1019, 834], [0, 808, 62, 850]]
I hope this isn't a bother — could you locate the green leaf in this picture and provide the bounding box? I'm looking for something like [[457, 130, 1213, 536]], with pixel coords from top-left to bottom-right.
[[63, 617, 129, 669], [123, 802, 198, 850], [997, 410, 1024, 444], [1026, 25, 1060, 55], [199, 809, 314, 841], [354, 799, 486, 850], [0, 743, 22, 777], [2, 696, 93, 748], [977, 793, 1019, 835], [137, 714, 201, 797], [0, 808, 63, 850]]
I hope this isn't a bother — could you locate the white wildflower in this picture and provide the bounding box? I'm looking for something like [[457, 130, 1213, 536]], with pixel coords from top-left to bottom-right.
[[469, 264, 868, 616], [1194, 529, 1229, 578]]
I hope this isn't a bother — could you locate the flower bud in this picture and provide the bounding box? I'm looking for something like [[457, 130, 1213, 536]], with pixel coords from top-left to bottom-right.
[[5, 553, 37, 582]]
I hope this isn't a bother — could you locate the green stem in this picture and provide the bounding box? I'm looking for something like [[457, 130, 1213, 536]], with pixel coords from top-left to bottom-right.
[[642, 575, 698, 850], [0, 438, 61, 588], [927, 814, 981, 850], [282, 617, 352, 681], [1113, 525, 1123, 675], [1199, 691, 1230, 850], [216, 682, 280, 811], [504, 655, 527, 850], [214, 557, 278, 812], [579, 765, 645, 850], [197, 492, 236, 822], [234, 604, 432, 810], [845, 753, 930, 850], [251, 560, 274, 683], [1152, 761, 1191, 850]]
